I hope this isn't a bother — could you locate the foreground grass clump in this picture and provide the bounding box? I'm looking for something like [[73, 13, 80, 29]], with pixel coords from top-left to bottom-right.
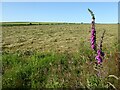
[[2, 45, 119, 89]]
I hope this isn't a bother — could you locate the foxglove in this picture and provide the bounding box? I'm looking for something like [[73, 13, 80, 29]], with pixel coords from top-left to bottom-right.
[[88, 8, 96, 51], [88, 8, 105, 64], [95, 30, 105, 64]]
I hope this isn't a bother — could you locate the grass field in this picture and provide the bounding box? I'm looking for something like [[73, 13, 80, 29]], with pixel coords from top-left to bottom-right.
[[2, 23, 120, 89]]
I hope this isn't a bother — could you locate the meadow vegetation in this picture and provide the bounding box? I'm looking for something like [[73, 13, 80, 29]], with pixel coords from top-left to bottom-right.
[[2, 23, 119, 89]]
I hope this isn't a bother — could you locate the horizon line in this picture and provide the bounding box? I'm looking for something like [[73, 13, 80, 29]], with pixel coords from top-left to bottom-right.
[[0, 21, 118, 24]]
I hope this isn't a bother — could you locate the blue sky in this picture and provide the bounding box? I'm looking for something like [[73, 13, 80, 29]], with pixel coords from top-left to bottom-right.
[[2, 2, 118, 23]]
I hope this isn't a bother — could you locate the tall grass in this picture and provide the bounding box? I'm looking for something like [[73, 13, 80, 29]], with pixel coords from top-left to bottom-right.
[[2, 41, 119, 89]]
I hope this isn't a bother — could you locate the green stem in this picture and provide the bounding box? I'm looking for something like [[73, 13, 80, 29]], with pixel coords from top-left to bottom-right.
[[88, 8, 95, 20]]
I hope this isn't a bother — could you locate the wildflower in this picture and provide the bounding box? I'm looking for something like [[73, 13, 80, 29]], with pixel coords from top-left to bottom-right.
[[90, 23, 96, 50], [88, 8, 105, 64], [95, 49, 104, 64], [95, 55, 102, 64], [97, 49, 104, 57], [95, 30, 105, 64], [91, 44, 95, 49], [88, 8, 96, 51], [88, 9, 105, 64]]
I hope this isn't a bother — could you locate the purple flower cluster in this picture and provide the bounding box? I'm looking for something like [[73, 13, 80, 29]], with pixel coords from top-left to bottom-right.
[[91, 20, 96, 51], [95, 50, 104, 64], [88, 8, 105, 65], [95, 30, 105, 64]]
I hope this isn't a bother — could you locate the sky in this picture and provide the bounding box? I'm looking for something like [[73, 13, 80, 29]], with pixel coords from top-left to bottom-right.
[[1, 0, 120, 2], [118, 1, 120, 23], [2, 2, 118, 23]]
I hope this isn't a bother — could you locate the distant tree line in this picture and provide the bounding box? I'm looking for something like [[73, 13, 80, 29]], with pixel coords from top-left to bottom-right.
[[2, 22, 117, 27], [2, 22, 82, 26]]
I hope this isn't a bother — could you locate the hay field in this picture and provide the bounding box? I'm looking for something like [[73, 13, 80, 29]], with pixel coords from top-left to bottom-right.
[[2, 23, 119, 89]]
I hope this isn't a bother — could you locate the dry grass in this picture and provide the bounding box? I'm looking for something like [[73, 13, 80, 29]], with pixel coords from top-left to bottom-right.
[[2, 24, 118, 53]]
